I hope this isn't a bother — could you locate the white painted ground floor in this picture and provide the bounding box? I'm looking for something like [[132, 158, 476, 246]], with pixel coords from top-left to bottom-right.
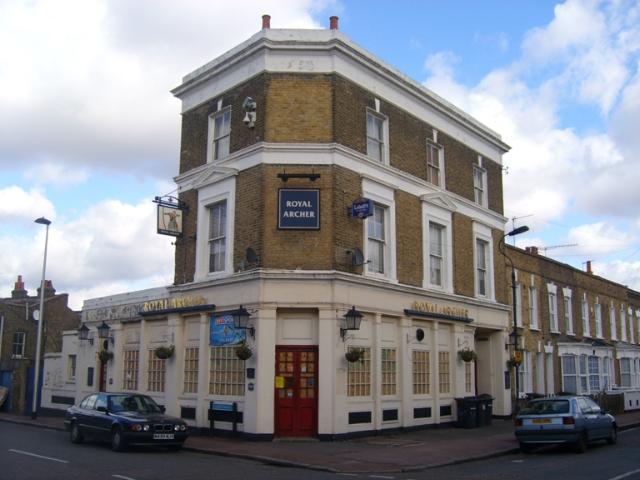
[[42, 272, 514, 438]]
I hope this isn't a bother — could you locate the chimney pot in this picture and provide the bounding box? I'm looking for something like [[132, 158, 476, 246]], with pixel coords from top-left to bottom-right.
[[262, 14, 270, 29], [330, 16, 339, 30], [586, 260, 593, 274], [11, 275, 28, 299]]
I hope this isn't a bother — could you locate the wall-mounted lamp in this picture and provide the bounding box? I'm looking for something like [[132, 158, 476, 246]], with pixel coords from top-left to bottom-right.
[[97, 321, 114, 345], [232, 305, 255, 339], [340, 306, 363, 340], [78, 323, 93, 345]]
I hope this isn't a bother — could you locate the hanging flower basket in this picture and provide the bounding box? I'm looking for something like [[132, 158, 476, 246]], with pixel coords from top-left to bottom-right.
[[345, 348, 363, 363], [235, 342, 253, 360], [458, 348, 477, 363], [507, 356, 522, 368], [98, 350, 113, 362], [154, 345, 175, 360]]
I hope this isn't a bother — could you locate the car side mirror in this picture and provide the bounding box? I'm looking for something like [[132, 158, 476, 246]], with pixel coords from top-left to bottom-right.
[[96, 406, 108, 413]]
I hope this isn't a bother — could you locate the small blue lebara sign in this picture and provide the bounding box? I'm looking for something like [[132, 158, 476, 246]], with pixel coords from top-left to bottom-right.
[[210, 314, 245, 346], [350, 198, 374, 219], [278, 189, 320, 230]]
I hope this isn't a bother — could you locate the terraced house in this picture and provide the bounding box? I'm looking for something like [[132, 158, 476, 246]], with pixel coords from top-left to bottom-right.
[[504, 245, 640, 411], [43, 16, 517, 437]]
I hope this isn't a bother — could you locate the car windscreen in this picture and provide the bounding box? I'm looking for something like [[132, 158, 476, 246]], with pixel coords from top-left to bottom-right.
[[519, 399, 570, 415], [109, 395, 162, 413]]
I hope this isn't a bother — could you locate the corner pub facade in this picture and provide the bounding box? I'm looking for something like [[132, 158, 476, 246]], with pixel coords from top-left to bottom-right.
[[43, 16, 516, 438]]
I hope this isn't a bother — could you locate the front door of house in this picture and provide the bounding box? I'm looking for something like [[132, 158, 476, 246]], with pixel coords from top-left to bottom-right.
[[274, 346, 318, 437]]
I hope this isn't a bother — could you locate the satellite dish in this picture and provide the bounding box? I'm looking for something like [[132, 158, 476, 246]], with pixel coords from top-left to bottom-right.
[[246, 247, 258, 265], [350, 248, 365, 266], [33, 310, 40, 321]]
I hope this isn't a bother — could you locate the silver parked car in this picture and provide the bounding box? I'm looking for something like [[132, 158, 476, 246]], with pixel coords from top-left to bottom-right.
[[515, 395, 617, 453]]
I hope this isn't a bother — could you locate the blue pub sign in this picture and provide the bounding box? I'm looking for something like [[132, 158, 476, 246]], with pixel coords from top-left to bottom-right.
[[350, 197, 374, 219], [210, 314, 245, 346], [278, 189, 320, 230]]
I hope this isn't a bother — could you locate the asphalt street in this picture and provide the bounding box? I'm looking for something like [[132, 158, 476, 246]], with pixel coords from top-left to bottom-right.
[[1, 422, 639, 480]]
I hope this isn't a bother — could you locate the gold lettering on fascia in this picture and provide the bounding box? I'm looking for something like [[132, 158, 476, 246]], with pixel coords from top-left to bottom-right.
[[411, 301, 469, 319], [142, 295, 206, 313]]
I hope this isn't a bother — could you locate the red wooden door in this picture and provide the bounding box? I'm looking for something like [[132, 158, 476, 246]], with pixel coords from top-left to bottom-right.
[[274, 346, 318, 437]]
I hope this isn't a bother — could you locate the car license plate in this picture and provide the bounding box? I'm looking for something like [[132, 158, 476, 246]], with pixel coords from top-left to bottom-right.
[[532, 418, 551, 424], [153, 433, 174, 440]]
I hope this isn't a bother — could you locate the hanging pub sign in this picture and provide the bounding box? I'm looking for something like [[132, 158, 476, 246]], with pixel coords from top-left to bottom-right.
[[350, 197, 374, 219], [153, 196, 184, 237], [210, 314, 246, 346], [278, 189, 320, 230]]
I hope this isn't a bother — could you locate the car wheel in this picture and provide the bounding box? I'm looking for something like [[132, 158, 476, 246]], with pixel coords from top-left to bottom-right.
[[70, 422, 84, 444], [111, 427, 126, 452], [574, 432, 588, 454], [606, 426, 618, 445], [519, 442, 534, 454]]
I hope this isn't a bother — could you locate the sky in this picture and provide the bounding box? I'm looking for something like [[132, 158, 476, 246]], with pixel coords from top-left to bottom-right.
[[1, 0, 640, 310]]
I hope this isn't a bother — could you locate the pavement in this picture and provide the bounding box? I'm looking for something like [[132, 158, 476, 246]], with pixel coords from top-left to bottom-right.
[[2, 410, 639, 474]]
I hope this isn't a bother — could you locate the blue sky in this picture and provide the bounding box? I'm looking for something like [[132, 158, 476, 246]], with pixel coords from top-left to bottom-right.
[[1, 0, 639, 309]]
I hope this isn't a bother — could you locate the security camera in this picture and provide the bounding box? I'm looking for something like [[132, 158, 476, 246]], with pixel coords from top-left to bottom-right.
[[243, 111, 256, 128], [242, 96, 257, 112]]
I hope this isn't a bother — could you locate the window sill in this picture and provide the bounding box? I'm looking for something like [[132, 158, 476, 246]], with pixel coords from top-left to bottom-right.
[[529, 326, 540, 332]]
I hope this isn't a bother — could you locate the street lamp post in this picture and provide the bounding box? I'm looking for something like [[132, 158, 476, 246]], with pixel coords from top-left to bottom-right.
[[499, 225, 529, 416], [32, 216, 51, 419]]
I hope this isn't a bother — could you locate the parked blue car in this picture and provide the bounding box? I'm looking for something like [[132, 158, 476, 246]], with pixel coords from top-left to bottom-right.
[[64, 392, 189, 451], [515, 395, 617, 453]]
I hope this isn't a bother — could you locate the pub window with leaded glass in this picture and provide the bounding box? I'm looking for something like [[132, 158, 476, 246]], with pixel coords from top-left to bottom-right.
[[210, 346, 245, 396], [381, 348, 396, 396], [348, 347, 371, 396]]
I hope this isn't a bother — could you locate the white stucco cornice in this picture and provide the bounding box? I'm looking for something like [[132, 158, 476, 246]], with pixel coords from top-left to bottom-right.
[[171, 28, 510, 156], [174, 163, 238, 193]]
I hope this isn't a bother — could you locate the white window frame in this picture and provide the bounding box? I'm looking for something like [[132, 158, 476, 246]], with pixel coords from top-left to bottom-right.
[[67, 354, 77, 382], [426, 139, 444, 187], [582, 294, 590, 337], [561, 354, 578, 394], [427, 221, 445, 288], [629, 308, 635, 344], [595, 299, 603, 338], [473, 161, 488, 207], [610, 303, 617, 340], [207, 200, 227, 274], [195, 176, 236, 281], [620, 306, 627, 342], [519, 351, 532, 393], [473, 222, 494, 300], [12, 331, 25, 357], [366, 109, 389, 164], [363, 179, 396, 282], [620, 358, 632, 388], [421, 196, 454, 293], [207, 106, 231, 163], [563, 287, 574, 335], [548, 283, 559, 333], [529, 285, 539, 330]]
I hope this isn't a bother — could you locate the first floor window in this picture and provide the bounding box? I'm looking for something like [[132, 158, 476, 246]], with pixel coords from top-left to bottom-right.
[[367, 204, 386, 274], [579, 355, 588, 393], [123, 349, 139, 391], [183, 346, 199, 394], [426, 141, 441, 186], [529, 286, 538, 329], [210, 346, 245, 396], [475, 239, 488, 297], [595, 302, 603, 337], [473, 165, 486, 206], [348, 347, 371, 397], [412, 350, 430, 395], [428, 222, 444, 287], [147, 350, 166, 392], [549, 292, 558, 332], [12, 331, 25, 357], [582, 298, 590, 337], [381, 348, 397, 396], [564, 295, 574, 334], [208, 200, 227, 273], [438, 351, 450, 394]]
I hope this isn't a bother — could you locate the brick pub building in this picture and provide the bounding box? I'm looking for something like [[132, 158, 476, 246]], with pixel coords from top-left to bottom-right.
[[44, 16, 516, 438]]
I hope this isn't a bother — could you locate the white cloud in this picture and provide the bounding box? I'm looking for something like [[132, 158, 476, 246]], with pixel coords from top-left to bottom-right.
[[0, 0, 327, 179], [24, 163, 90, 187], [567, 222, 635, 256], [0, 186, 55, 221]]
